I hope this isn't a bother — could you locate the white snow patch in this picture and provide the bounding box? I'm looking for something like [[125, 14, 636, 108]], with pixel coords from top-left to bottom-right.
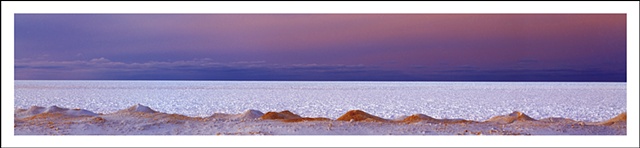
[[123, 104, 157, 113]]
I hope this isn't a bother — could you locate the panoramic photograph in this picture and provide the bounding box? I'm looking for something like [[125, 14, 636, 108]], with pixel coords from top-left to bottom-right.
[[13, 14, 626, 135]]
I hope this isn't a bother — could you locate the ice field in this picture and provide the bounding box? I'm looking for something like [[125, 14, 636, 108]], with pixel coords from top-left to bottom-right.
[[14, 80, 626, 122]]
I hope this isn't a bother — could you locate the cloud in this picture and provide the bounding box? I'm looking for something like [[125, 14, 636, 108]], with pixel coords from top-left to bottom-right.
[[13, 57, 626, 82], [14, 58, 390, 80], [434, 68, 626, 82], [89, 57, 110, 63]]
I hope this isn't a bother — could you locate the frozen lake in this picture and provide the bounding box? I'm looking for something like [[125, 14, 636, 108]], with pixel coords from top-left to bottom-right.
[[14, 80, 626, 122]]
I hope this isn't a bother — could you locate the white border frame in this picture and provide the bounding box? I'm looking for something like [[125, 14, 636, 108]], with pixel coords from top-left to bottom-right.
[[2, 1, 638, 147]]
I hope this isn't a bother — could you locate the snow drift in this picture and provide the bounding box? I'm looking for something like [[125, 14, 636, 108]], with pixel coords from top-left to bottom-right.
[[14, 104, 627, 135]]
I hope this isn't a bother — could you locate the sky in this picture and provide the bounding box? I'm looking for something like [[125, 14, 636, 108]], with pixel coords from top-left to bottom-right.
[[14, 14, 626, 81]]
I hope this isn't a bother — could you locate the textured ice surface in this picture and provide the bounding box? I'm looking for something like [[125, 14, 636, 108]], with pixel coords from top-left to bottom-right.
[[14, 80, 626, 122]]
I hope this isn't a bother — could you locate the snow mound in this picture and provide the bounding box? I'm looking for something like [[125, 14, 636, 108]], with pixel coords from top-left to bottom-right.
[[26, 106, 46, 113], [261, 110, 302, 120], [45, 106, 98, 116], [14, 106, 97, 119], [239, 109, 264, 119], [485, 111, 536, 124], [107, 104, 210, 123], [15, 106, 46, 118], [599, 112, 626, 126], [336, 110, 388, 122], [211, 109, 265, 120], [259, 110, 329, 122], [402, 114, 475, 124], [402, 114, 437, 123], [122, 104, 157, 113], [44, 106, 66, 113], [64, 108, 99, 117]]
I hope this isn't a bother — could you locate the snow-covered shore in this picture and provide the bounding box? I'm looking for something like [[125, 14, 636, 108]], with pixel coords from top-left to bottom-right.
[[14, 104, 626, 135]]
